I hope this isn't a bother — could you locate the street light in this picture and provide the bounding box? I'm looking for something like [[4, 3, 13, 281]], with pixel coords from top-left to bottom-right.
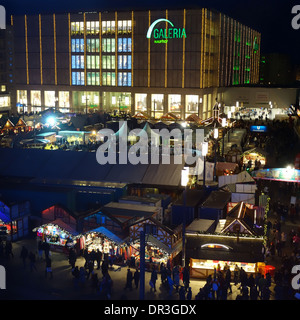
[[181, 167, 189, 268], [221, 118, 227, 158], [213, 128, 219, 182], [202, 142, 208, 186]]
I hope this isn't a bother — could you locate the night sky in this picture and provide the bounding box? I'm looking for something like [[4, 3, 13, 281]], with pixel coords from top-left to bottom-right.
[[2, 0, 300, 64]]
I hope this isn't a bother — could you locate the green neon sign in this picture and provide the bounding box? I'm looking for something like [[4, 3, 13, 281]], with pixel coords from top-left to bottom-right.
[[147, 18, 186, 43]]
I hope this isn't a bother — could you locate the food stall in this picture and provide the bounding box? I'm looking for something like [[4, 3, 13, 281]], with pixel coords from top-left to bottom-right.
[[33, 218, 78, 253], [130, 234, 174, 270], [78, 226, 123, 254], [186, 233, 265, 279], [242, 148, 267, 170]]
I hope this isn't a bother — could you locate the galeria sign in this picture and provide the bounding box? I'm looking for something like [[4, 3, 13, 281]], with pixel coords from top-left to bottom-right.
[[147, 18, 186, 43]]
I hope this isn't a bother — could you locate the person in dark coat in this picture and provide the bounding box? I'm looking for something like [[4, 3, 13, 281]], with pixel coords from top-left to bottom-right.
[[134, 268, 140, 289], [124, 268, 133, 290], [150, 267, 158, 292]]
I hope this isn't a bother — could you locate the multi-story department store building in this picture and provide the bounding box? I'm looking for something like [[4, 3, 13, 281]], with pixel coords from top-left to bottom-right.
[[11, 8, 261, 118]]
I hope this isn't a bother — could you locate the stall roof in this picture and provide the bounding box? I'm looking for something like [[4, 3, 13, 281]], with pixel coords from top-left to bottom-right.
[[103, 202, 159, 218], [0, 149, 185, 187], [33, 218, 79, 236], [80, 226, 123, 244], [173, 189, 207, 207], [146, 234, 172, 254], [222, 202, 260, 236], [201, 191, 231, 209], [186, 219, 216, 233]]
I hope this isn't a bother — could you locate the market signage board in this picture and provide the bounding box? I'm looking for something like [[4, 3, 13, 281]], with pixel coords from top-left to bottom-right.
[[252, 168, 300, 183], [250, 125, 267, 132], [147, 18, 186, 44]]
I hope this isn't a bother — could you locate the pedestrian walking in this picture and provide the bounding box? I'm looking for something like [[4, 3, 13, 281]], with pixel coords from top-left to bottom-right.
[[28, 251, 37, 272], [5, 241, 13, 259], [45, 257, 53, 279], [72, 266, 80, 289], [68, 248, 77, 269], [186, 287, 192, 300], [179, 286, 186, 300], [134, 268, 140, 289], [124, 268, 133, 290], [20, 245, 28, 269], [96, 249, 102, 270], [37, 240, 43, 260], [150, 266, 157, 292]]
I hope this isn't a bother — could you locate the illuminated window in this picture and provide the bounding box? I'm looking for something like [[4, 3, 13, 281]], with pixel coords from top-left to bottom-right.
[[118, 72, 131, 86], [87, 56, 99, 69], [44, 91, 56, 107], [71, 55, 84, 69], [168, 94, 181, 113], [87, 39, 100, 53], [17, 90, 27, 105], [117, 38, 132, 52], [118, 55, 131, 70], [102, 21, 116, 35], [71, 39, 84, 53], [102, 55, 115, 70], [86, 21, 100, 35], [87, 72, 100, 86], [102, 38, 115, 53], [58, 91, 70, 109], [135, 94, 147, 112], [102, 72, 116, 86], [71, 22, 84, 35], [117, 20, 132, 34], [31, 90, 41, 106], [72, 72, 85, 86], [185, 95, 199, 116]]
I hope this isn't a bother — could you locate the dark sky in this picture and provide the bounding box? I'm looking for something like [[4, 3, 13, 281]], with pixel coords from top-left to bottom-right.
[[2, 0, 300, 63]]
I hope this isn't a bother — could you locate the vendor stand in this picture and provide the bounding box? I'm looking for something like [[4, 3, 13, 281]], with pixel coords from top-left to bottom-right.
[[78, 226, 123, 255], [186, 233, 265, 279], [33, 218, 78, 253], [242, 148, 267, 170], [130, 234, 174, 271]]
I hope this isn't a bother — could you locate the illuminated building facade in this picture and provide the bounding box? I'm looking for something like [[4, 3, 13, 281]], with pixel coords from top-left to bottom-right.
[[11, 8, 261, 118]]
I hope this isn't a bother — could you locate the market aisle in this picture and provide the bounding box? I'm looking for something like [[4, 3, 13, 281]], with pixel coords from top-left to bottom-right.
[[0, 238, 274, 300]]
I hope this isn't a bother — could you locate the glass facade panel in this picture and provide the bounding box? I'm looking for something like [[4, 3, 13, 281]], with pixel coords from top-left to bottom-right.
[[151, 94, 164, 119], [58, 91, 70, 112], [185, 95, 199, 117], [72, 91, 100, 111], [17, 90, 27, 105], [168, 94, 181, 113], [102, 92, 131, 113], [44, 91, 56, 107], [135, 94, 147, 112], [31, 90, 41, 106]]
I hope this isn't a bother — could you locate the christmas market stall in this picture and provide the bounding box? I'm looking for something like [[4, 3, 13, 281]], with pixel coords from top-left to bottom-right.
[[186, 204, 266, 279], [242, 147, 267, 170], [77, 226, 123, 255], [128, 216, 182, 270], [33, 218, 79, 253], [0, 199, 30, 241]]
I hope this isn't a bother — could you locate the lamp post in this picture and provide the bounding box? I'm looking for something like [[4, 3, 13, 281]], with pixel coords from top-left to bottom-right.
[[202, 142, 208, 186], [221, 118, 227, 158], [213, 128, 219, 182], [181, 167, 189, 268], [139, 228, 145, 300]]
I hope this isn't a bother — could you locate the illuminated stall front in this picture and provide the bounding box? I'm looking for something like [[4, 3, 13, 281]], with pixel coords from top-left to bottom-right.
[[187, 234, 265, 279], [242, 148, 267, 170], [128, 216, 182, 269], [77, 226, 123, 254], [33, 218, 79, 252]]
